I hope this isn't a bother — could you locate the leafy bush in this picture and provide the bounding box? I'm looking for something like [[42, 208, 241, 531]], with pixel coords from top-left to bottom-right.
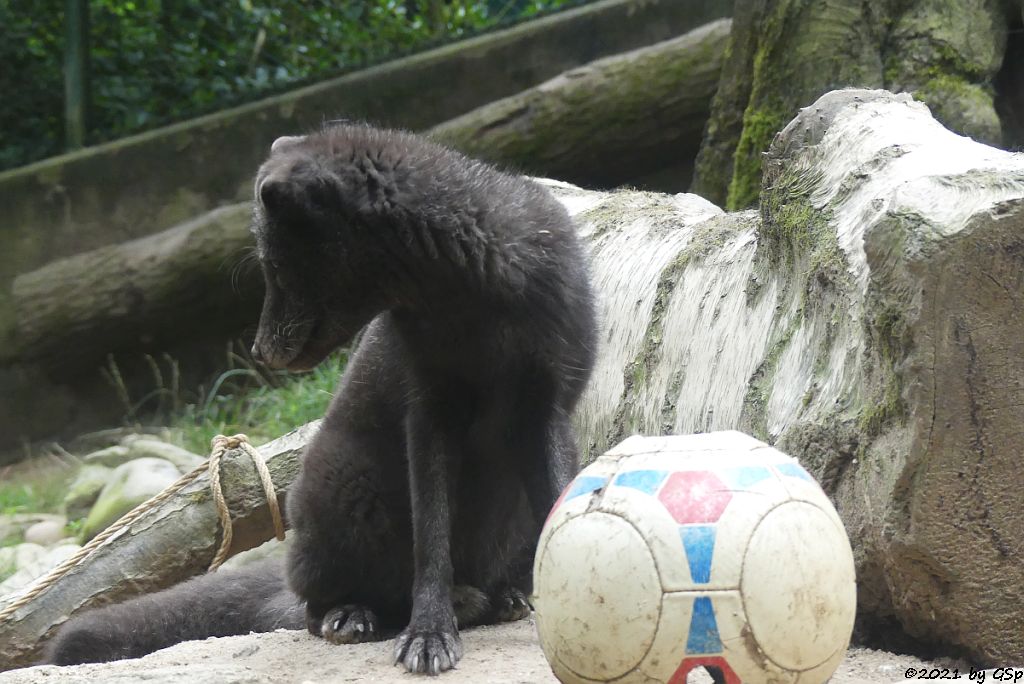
[[0, 0, 581, 170]]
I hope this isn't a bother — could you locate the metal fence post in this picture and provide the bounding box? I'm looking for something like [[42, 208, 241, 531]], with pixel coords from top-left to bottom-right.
[[64, 0, 89, 150]]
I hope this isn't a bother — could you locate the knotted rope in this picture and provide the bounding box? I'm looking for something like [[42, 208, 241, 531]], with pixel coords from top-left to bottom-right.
[[0, 433, 284, 623], [206, 433, 285, 570]]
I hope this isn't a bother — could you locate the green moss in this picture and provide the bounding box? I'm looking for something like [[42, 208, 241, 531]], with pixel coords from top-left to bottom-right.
[[934, 42, 989, 82], [726, 105, 788, 210], [912, 73, 1000, 143], [602, 216, 743, 453], [741, 151, 858, 440], [883, 62, 900, 88], [915, 73, 991, 105], [758, 162, 849, 301], [645, 252, 692, 351], [858, 374, 905, 436], [769, 200, 819, 247], [724, 0, 818, 211], [660, 369, 685, 433], [742, 310, 802, 441], [857, 307, 909, 437]]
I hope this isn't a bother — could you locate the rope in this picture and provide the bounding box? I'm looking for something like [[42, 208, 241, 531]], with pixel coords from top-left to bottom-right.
[[0, 434, 284, 623], [206, 434, 285, 571]]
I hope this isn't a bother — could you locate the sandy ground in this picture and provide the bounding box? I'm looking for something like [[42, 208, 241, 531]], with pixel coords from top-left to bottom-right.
[[0, 617, 972, 684]]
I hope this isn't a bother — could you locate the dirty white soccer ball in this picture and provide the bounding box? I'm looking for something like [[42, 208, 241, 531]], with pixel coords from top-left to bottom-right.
[[533, 431, 856, 684]]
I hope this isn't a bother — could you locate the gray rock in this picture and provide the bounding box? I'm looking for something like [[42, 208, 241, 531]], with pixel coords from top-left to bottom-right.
[[122, 437, 205, 473], [68, 427, 186, 454], [81, 445, 133, 468], [0, 543, 45, 582], [80, 458, 182, 541], [0, 543, 80, 599], [23, 518, 67, 546], [63, 464, 114, 520], [0, 514, 67, 545], [220, 536, 291, 571]]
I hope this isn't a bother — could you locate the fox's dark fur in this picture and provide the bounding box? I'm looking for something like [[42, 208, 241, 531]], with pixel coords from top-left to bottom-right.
[[44, 124, 596, 674]]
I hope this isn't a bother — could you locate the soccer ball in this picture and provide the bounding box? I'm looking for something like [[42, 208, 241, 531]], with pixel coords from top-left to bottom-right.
[[533, 431, 856, 684]]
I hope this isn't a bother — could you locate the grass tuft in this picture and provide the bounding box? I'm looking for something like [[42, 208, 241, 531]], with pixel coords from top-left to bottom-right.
[[0, 466, 72, 519], [168, 350, 348, 454]]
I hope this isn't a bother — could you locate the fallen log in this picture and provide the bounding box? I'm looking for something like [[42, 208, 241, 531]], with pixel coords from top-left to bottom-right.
[[562, 90, 1024, 664], [6, 204, 260, 368], [0, 422, 316, 669], [430, 18, 731, 189]]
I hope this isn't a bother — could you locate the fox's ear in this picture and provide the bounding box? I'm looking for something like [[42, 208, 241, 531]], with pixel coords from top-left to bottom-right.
[[258, 167, 342, 227], [258, 176, 296, 216], [270, 135, 303, 153]]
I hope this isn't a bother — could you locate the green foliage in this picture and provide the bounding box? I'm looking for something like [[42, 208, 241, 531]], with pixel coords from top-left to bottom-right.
[[0, 467, 71, 517], [169, 350, 349, 454], [0, 3, 63, 169], [65, 517, 85, 537], [1, 0, 581, 170]]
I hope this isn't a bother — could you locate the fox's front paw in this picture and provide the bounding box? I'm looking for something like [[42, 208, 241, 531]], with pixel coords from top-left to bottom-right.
[[393, 614, 462, 675], [320, 604, 381, 644]]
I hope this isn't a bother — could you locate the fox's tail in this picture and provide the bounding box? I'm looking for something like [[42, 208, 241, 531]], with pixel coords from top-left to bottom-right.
[[43, 557, 303, 666]]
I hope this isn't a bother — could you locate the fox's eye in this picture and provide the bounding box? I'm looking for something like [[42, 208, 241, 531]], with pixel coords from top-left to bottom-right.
[[266, 260, 288, 290]]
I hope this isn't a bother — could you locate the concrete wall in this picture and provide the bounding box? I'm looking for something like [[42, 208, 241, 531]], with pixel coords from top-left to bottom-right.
[[0, 0, 733, 454]]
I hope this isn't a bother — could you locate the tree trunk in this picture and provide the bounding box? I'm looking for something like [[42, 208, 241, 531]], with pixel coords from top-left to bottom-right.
[[687, 0, 765, 208], [429, 18, 731, 190], [0, 422, 316, 670], [692, 0, 1012, 210]]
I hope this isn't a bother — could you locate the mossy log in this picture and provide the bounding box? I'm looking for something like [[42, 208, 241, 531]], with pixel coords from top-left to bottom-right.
[[692, 0, 1015, 210], [0, 423, 315, 670], [567, 89, 1024, 664], [430, 18, 731, 189]]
